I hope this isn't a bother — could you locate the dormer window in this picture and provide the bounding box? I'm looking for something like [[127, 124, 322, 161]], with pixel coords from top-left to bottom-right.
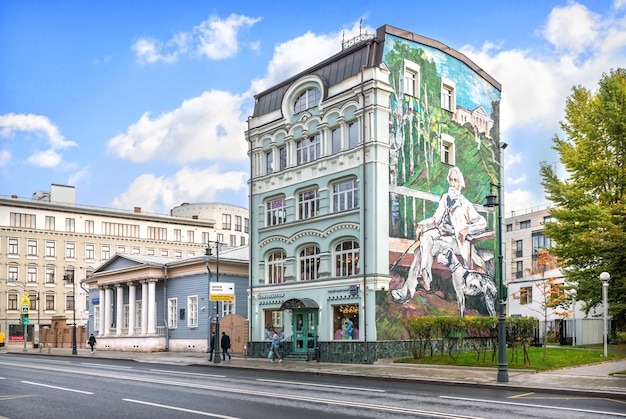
[[294, 88, 321, 113]]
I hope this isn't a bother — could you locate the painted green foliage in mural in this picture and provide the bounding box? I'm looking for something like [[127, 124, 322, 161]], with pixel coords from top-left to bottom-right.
[[380, 39, 502, 335]]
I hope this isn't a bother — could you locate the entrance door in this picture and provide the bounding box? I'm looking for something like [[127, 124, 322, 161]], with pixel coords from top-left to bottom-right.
[[293, 310, 317, 353]]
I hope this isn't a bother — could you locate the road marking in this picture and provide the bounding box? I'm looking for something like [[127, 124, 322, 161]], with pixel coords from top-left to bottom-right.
[[21, 380, 94, 394], [509, 391, 534, 398], [81, 362, 132, 369], [124, 399, 240, 419], [441, 395, 626, 417], [0, 395, 33, 400], [149, 369, 226, 378], [257, 378, 386, 393]]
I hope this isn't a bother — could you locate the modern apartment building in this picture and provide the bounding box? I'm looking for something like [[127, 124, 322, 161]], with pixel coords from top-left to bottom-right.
[[246, 24, 503, 362], [0, 184, 248, 345]]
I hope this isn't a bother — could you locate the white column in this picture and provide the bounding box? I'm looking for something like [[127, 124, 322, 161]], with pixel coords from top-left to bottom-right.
[[147, 280, 157, 335], [116, 285, 124, 336], [98, 288, 105, 337], [141, 281, 148, 335], [104, 287, 112, 337], [128, 283, 136, 336]]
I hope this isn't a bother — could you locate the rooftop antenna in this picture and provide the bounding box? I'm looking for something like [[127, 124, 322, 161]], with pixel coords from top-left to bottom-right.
[[359, 17, 363, 36]]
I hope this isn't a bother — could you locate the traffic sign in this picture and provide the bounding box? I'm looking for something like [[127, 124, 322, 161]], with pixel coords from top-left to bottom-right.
[[21, 306, 30, 314], [209, 282, 235, 301]]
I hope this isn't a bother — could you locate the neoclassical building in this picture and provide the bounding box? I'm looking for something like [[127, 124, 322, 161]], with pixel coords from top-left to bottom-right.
[[246, 25, 503, 362]]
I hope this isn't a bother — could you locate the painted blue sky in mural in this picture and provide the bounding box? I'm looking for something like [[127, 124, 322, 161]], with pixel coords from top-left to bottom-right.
[[1, 1, 624, 214], [385, 35, 501, 117]]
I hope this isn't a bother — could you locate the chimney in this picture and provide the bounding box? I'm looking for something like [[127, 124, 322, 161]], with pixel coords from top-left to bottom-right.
[[134, 207, 141, 213]]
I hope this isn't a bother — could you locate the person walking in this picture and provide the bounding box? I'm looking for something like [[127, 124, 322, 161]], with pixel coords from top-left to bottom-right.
[[221, 331, 231, 360], [88, 334, 96, 352], [208, 332, 216, 361], [271, 331, 282, 363]]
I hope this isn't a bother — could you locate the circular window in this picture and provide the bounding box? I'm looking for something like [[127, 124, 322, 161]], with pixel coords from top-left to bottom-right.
[[294, 88, 321, 113]]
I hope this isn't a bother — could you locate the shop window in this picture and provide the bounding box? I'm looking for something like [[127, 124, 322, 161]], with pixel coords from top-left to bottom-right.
[[333, 304, 359, 340]]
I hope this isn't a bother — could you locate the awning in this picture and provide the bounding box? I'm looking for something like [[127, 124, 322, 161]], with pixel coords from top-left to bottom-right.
[[279, 298, 319, 310]]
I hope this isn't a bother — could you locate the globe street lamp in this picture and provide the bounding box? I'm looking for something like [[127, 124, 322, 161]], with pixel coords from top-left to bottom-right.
[[64, 274, 78, 355], [206, 239, 221, 364], [599, 272, 610, 357], [484, 182, 509, 383]]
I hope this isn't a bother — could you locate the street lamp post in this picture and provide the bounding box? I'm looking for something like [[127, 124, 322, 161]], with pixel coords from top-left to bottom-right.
[[64, 274, 78, 355], [599, 272, 610, 357], [206, 239, 221, 364], [485, 183, 509, 383]]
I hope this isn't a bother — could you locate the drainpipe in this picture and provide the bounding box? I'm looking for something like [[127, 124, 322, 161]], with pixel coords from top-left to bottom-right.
[[360, 39, 373, 362], [247, 115, 253, 348], [163, 264, 169, 351]]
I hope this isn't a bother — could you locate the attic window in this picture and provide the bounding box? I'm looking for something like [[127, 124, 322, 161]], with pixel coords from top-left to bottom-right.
[[294, 88, 321, 113]]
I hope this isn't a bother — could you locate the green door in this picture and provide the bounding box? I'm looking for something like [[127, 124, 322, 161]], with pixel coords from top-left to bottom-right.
[[293, 310, 317, 353]]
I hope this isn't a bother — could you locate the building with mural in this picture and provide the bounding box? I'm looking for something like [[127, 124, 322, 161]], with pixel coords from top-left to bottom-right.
[[246, 25, 503, 362]]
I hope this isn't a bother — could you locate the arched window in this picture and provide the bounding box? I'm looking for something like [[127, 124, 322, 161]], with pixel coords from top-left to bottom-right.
[[268, 251, 286, 284], [299, 246, 320, 281], [335, 240, 360, 277], [294, 88, 321, 113]]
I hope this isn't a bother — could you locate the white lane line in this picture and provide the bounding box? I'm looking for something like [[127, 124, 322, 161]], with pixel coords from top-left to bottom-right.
[[124, 399, 240, 419], [21, 381, 94, 394], [256, 378, 386, 393], [80, 363, 132, 369], [149, 369, 226, 378], [440, 395, 626, 417]]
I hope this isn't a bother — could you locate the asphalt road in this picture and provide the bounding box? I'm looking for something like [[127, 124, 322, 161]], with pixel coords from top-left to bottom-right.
[[1, 354, 625, 418]]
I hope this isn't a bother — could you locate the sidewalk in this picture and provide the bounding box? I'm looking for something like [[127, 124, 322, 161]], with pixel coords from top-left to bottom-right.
[[3, 347, 626, 399]]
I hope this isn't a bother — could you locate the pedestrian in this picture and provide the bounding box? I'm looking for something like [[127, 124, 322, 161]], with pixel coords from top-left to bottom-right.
[[209, 332, 216, 361], [221, 331, 231, 360], [88, 333, 96, 352], [271, 331, 282, 363]]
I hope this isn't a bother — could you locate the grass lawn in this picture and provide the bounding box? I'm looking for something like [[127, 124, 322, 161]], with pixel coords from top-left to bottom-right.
[[395, 345, 626, 371]]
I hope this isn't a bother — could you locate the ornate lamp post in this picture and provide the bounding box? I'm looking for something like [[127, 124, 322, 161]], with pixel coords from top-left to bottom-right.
[[206, 239, 221, 364], [64, 274, 78, 355], [599, 272, 610, 357], [485, 183, 509, 383]]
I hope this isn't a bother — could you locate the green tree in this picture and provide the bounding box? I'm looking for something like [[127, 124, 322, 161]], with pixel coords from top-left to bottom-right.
[[540, 68, 626, 330]]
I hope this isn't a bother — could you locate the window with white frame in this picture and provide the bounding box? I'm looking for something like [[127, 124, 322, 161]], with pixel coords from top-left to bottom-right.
[[45, 293, 55, 310], [266, 150, 273, 175], [85, 244, 95, 260], [440, 78, 456, 112], [27, 265, 37, 283], [147, 248, 155, 256], [266, 197, 286, 227], [240, 236, 246, 246], [8, 238, 18, 255], [296, 135, 320, 165], [244, 218, 249, 234], [335, 240, 360, 277], [27, 239, 37, 256], [348, 122, 358, 149], [222, 299, 234, 316], [135, 301, 142, 329], [10, 212, 36, 228], [441, 134, 455, 165], [333, 179, 358, 212], [188, 296, 198, 327], [148, 227, 167, 240], [160, 249, 168, 257], [45, 266, 55, 284], [7, 293, 18, 310], [235, 216, 242, 232], [403, 60, 420, 97], [85, 219, 94, 234], [294, 87, 321, 113], [45, 241, 55, 257], [8, 265, 18, 281], [123, 305, 129, 328], [132, 247, 141, 255], [101, 245, 111, 260], [174, 229, 181, 242], [65, 292, 74, 311], [223, 214, 231, 230], [268, 251, 286, 284], [65, 242, 76, 258], [520, 286, 533, 304], [298, 189, 319, 220], [299, 246, 320, 281], [168, 298, 177, 328], [331, 127, 341, 154], [188, 230, 195, 243], [230, 235, 236, 247], [45, 216, 55, 230], [65, 218, 75, 232]]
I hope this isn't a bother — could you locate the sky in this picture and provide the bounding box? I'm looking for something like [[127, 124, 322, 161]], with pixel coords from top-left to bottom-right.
[[1, 1, 625, 216]]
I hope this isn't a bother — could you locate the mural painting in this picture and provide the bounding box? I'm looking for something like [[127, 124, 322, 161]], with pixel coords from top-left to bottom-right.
[[378, 35, 502, 340]]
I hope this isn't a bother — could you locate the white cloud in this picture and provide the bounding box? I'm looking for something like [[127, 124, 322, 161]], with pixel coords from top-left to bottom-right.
[[0, 149, 10, 167], [542, 2, 601, 55], [111, 165, 247, 213], [0, 113, 77, 168], [132, 13, 260, 64], [504, 188, 544, 215], [106, 90, 248, 163], [250, 21, 373, 94]]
